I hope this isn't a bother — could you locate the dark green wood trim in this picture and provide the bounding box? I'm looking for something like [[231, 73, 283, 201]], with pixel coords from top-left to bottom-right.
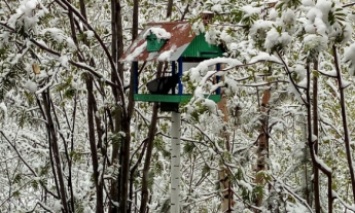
[[134, 94, 221, 103]]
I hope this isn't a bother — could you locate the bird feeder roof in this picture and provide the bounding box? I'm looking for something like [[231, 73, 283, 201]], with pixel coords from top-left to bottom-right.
[[121, 21, 219, 62]]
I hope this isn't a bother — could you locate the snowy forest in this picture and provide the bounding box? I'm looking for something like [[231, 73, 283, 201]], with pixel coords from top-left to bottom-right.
[[1, 0, 355, 212]]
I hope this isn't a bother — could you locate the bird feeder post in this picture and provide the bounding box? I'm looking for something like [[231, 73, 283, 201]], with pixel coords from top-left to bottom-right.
[[133, 61, 139, 94], [120, 21, 226, 213], [170, 111, 181, 213], [177, 57, 183, 95]]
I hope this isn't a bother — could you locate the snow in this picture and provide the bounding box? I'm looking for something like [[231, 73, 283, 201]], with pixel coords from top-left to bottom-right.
[[241, 5, 262, 17], [85, 30, 95, 39], [297, 78, 307, 89], [282, 9, 296, 25], [249, 52, 282, 64], [190, 57, 242, 75], [66, 37, 76, 50], [287, 82, 304, 104], [125, 41, 147, 61], [341, 79, 351, 89], [0, 102, 7, 116], [311, 134, 317, 142], [303, 34, 328, 52], [41, 28, 66, 43], [264, 28, 292, 53], [59, 55, 69, 68], [343, 43, 355, 75], [211, 4, 222, 13], [157, 45, 176, 61], [143, 27, 171, 39], [326, 79, 340, 98], [175, 23, 189, 31], [249, 20, 273, 37], [315, 0, 332, 21], [318, 69, 337, 77], [314, 153, 332, 173], [23, 80, 37, 93], [302, 0, 315, 6]]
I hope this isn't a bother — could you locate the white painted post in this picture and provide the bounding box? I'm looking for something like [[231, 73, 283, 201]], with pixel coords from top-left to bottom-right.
[[171, 111, 181, 213]]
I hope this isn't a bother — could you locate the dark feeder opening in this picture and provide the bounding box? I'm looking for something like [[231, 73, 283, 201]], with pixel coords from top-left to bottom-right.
[[146, 74, 180, 112]]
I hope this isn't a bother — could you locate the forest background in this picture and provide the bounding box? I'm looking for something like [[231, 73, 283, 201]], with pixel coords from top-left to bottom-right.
[[1, 0, 355, 212]]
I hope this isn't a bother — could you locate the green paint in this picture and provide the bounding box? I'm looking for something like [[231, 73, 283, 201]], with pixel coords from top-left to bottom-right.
[[182, 34, 223, 59], [146, 34, 166, 52]]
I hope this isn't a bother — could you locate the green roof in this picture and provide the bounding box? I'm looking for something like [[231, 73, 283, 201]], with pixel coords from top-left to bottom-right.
[[182, 34, 224, 59]]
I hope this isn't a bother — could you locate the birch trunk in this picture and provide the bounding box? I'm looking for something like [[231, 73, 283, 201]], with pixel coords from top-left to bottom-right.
[[171, 112, 181, 213]]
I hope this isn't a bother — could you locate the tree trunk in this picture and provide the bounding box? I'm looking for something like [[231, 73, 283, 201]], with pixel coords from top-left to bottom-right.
[[86, 76, 104, 213], [333, 46, 355, 204], [217, 94, 234, 212], [255, 89, 271, 210], [42, 91, 69, 213], [312, 60, 321, 212]]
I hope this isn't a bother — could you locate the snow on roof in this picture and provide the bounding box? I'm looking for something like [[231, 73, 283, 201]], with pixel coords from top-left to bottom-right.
[[143, 27, 171, 39], [121, 21, 195, 62]]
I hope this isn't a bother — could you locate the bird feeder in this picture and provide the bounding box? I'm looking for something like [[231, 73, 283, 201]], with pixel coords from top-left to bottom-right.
[[121, 21, 225, 112], [121, 21, 226, 213]]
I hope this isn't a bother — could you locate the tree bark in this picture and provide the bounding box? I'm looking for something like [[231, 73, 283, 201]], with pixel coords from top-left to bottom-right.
[[86, 76, 104, 213], [254, 89, 271, 210], [333, 45, 355, 204], [139, 62, 163, 213], [217, 93, 234, 212], [312, 60, 321, 212], [42, 91, 69, 213]]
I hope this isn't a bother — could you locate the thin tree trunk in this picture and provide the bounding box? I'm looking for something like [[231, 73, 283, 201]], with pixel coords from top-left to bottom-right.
[[312, 60, 321, 212], [217, 94, 234, 212], [305, 63, 332, 213], [109, 0, 131, 212], [139, 62, 163, 213], [42, 91, 69, 213], [140, 3, 174, 212], [127, 6, 139, 207], [254, 89, 271, 210], [333, 45, 355, 204], [166, 0, 173, 18], [86, 76, 104, 212]]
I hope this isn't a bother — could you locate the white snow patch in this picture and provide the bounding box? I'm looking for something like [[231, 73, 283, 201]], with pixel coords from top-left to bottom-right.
[[241, 5, 262, 17], [211, 4, 223, 13], [282, 9, 296, 25], [85, 30, 95, 39], [264, 28, 292, 52], [303, 34, 328, 52], [0, 102, 7, 113], [125, 41, 147, 61], [297, 78, 307, 89], [157, 45, 176, 61], [59, 55, 69, 68], [249, 52, 282, 64], [311, 134, 317, 142], [343, 43, 355, 75], [23, 80, 37, 93], [318, 69, 337, 77], [143, 27, 171, 39], [341, 79, 351, 89], [314, 154, 331, 173]]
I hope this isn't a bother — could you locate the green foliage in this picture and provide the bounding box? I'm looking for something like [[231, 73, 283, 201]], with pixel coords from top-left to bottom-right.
[[183, 142, 195, 155]]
